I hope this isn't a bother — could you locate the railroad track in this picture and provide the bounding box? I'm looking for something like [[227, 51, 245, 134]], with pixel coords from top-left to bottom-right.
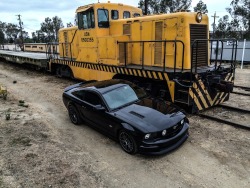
[[198, 104, 250, 130], [232, 85, 250, 96]]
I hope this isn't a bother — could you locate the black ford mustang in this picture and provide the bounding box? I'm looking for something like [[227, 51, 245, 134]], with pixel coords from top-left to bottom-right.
[[63, 79, 189, 155]]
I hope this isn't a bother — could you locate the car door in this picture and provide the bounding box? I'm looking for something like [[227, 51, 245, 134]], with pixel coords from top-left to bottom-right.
[[81, 90, 118, 136]]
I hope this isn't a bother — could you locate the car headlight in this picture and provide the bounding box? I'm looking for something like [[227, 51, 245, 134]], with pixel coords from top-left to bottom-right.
[[144, 133, 151, 139], [196, 12, 202, 23], [162, 129, 167, 136], [181, 119, 185, 125]]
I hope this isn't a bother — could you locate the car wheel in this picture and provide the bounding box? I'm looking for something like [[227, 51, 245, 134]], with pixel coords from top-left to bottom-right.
[[119, 130, 138, 154], [68, 104, 82, 125]]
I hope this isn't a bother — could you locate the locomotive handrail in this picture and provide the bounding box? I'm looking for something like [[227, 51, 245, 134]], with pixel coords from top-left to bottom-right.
[[117, 39, 185, 76], [47, 29, 78, 61], [191, 38, 237, 73]]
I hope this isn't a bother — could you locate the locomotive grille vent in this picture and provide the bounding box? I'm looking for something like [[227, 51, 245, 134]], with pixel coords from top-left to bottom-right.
[[154, 22, 163, 65], [123, 24, 131, 35], [119, 43, 125, 64], [190, 24, 208, 68], [63, 32, 69, 57]]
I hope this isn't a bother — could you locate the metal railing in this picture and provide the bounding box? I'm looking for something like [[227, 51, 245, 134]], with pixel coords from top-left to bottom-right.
[[117, 40, 185, 76], [46, 29, 78, 61]]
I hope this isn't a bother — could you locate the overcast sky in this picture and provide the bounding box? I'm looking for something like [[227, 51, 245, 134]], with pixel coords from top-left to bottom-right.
[[0, 0, 232, 35]]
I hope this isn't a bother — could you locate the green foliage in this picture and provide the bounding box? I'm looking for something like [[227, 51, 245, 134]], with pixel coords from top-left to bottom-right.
[[138, 0, 192, 14], [193, 0, 208, 13], [226, 0, 250, 39], [40, 16, 64, 42], [214, 0, 249, 39]]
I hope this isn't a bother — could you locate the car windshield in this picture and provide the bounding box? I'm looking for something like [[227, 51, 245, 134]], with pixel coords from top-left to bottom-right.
[[103, 85, 146, 110]]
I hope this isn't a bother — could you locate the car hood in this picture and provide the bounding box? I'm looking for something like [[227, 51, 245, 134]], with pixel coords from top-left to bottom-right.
[[114, 99, 185, 132]]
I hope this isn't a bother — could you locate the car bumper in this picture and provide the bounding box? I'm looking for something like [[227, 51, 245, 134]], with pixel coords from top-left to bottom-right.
[[138, 123, 189, 155]]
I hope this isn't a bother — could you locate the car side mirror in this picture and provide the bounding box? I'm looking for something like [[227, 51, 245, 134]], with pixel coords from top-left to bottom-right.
[[94, 104, 106, 111]]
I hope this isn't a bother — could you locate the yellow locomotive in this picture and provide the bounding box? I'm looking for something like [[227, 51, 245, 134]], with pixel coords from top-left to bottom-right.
[[48, 2, 236, 113]]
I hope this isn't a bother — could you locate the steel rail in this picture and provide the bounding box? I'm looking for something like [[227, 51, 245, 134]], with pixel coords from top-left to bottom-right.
[[233, 85, 250, 91], [217, 104, 250, 113], [198, 104, 250, 130], [231, 91, 250, 97], [198, 113, 250, 130]]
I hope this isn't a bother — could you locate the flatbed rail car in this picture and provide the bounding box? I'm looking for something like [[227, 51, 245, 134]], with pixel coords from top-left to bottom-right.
[[0, 50, 48, 68], [47, 2, 236, 113]]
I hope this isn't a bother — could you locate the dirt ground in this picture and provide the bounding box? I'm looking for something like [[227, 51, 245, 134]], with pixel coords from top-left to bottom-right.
[[0, 62, 249, 188]]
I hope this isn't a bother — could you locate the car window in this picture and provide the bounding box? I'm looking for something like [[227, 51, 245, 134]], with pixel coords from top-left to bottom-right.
[[84, 91, 102, 106], [72, 90, 85, 100], [103, 85, 139, 110]]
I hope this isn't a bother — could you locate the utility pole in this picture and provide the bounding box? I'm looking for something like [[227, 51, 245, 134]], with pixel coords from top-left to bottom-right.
[[144, 0, 148, 15], [211, 12, 219, 38], [16, 14, 24, 50]]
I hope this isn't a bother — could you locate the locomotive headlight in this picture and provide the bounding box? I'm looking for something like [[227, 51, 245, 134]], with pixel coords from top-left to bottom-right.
[[145, 133, 151, 139], [162, 129, 167, 136], [196, 12, 202, 23]]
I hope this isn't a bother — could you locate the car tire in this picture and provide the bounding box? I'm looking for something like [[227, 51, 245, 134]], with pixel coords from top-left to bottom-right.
[[118, 130, 138, 154], [68, 104, 82, 125]]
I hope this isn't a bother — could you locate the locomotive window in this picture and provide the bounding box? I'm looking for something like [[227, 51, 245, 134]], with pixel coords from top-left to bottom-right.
[[75, 14, 78, 26], [123, 11, 131, 18], [111, 10, 119, 20], [78, 8, 95, 29], [98, 9, 109, 28], [133, 13, 141, 17]]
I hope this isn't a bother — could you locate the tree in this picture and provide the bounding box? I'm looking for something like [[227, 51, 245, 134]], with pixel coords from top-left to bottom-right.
[[40, 16, 64, 42], [215, 15, 230, 38], [193, 0, 208, 14], [0, 21, 6, 43], [226, 0, 250, 39], [138, 0, 192, 14], [67, 22, 73, 27], [5, 23, 19, 42], [31, 30, 46, 43], [0, 30, 4, 44]]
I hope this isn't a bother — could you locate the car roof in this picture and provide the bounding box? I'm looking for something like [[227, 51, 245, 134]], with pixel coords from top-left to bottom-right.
[[78, 79, 131, 94]]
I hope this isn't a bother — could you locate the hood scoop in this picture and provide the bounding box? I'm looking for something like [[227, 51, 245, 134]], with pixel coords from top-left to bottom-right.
[[129, 111, 145, 119]]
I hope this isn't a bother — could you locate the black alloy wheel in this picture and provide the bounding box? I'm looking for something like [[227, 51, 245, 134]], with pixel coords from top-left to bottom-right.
[[68, 104, 82, 125], [119, 130, 138, 154]]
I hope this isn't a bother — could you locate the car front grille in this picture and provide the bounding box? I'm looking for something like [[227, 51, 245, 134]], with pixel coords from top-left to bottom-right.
[[165, 123, 183, 138]]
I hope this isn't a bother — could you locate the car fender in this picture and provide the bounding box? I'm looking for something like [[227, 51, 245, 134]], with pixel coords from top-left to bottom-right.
[[121, 123, 135, 132]]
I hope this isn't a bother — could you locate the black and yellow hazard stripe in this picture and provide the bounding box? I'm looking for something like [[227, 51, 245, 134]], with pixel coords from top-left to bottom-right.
[[51, 59, 171, 84], [189, 72, 234, 111], [51, 59, 234, 111], [51, 59, 176, 101]]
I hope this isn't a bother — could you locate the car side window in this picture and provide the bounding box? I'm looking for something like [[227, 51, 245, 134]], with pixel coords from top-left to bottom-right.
[[84, 91, 102, 106], [72, 90, 85, 100]]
